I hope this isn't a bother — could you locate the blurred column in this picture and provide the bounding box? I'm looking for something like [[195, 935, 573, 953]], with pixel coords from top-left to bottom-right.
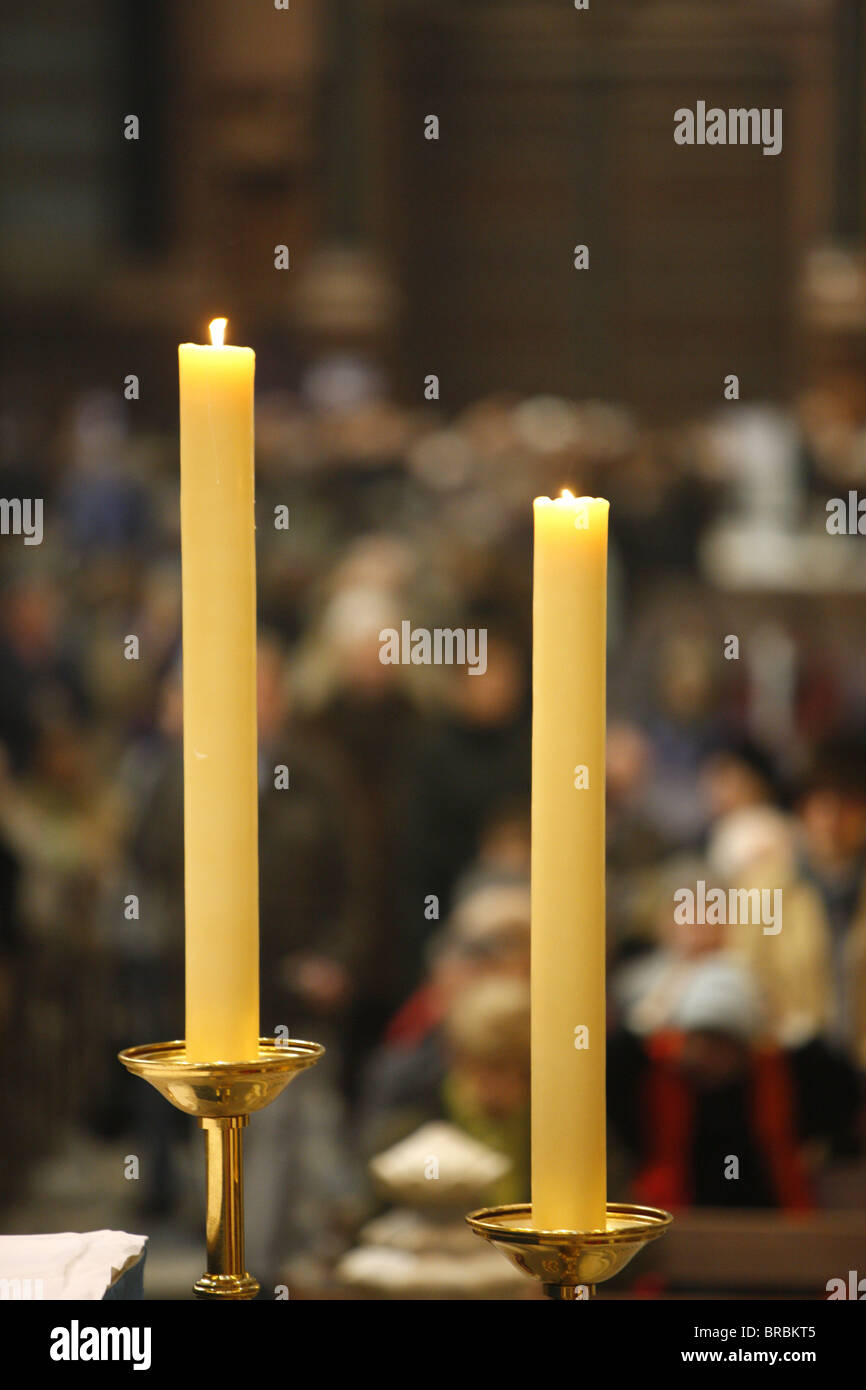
[[117, 0, 170, 254], [322, 2, 366, 242], [834, 0, 864, 241]]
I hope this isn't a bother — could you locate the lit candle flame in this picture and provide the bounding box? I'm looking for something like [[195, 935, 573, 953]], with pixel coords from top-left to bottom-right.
[[560, 488, 575, 500], [209, 317, 228, 348]]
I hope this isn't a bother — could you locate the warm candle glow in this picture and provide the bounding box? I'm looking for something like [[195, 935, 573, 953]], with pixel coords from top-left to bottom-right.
[[209, 317, 228, 348]]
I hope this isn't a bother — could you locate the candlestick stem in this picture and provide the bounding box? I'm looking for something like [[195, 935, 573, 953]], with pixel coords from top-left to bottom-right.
[[196, 1116, 258, 1299]]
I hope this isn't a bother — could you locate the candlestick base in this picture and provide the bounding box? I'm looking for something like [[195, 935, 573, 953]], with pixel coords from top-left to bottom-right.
[[466, 1202, 672, 1300], [119, 1038, 324, 1300], [193, 1271, 262, 1300]]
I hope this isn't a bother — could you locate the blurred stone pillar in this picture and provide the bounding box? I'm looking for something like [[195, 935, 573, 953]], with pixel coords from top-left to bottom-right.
[[321, 2, 366, 242], [833, 0, 864, 241]]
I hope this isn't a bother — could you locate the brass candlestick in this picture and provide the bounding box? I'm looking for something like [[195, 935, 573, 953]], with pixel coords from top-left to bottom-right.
[[466, 1201, 672, 1300], [119, 1037, 324, 1299]]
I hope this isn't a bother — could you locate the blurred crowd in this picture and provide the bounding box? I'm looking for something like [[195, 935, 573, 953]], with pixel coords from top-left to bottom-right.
[[1, 345, 866, 1286]]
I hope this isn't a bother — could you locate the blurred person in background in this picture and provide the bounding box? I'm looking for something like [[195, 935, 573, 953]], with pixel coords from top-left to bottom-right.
[[255, 631, 356, 1042], [243, 632, 362, 1285], [106, 664, 185, 1215], [397, 629, 530, 988], [448, 798, 531, 902], [438, 975, 530, 1206], [0, 573, 88, 775], [360, 882, 530, 1182], [57, 392, 153, 566], [78, 559, 182, 739], [606, 720, 671, 955], [610, 854, 731, 1038], [795, 736, 866, 1066], [362, 973, 530, 1209], [300, 546, 423, 1097], [608, 954, 858, 1212], [0, 716, 122, 947], [700, 738, 782, 824], [639, 632, 726, 846], [708, 803, 837, 1053], [381, 882, 531, 1055], [0, 713, 124, 1194]]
